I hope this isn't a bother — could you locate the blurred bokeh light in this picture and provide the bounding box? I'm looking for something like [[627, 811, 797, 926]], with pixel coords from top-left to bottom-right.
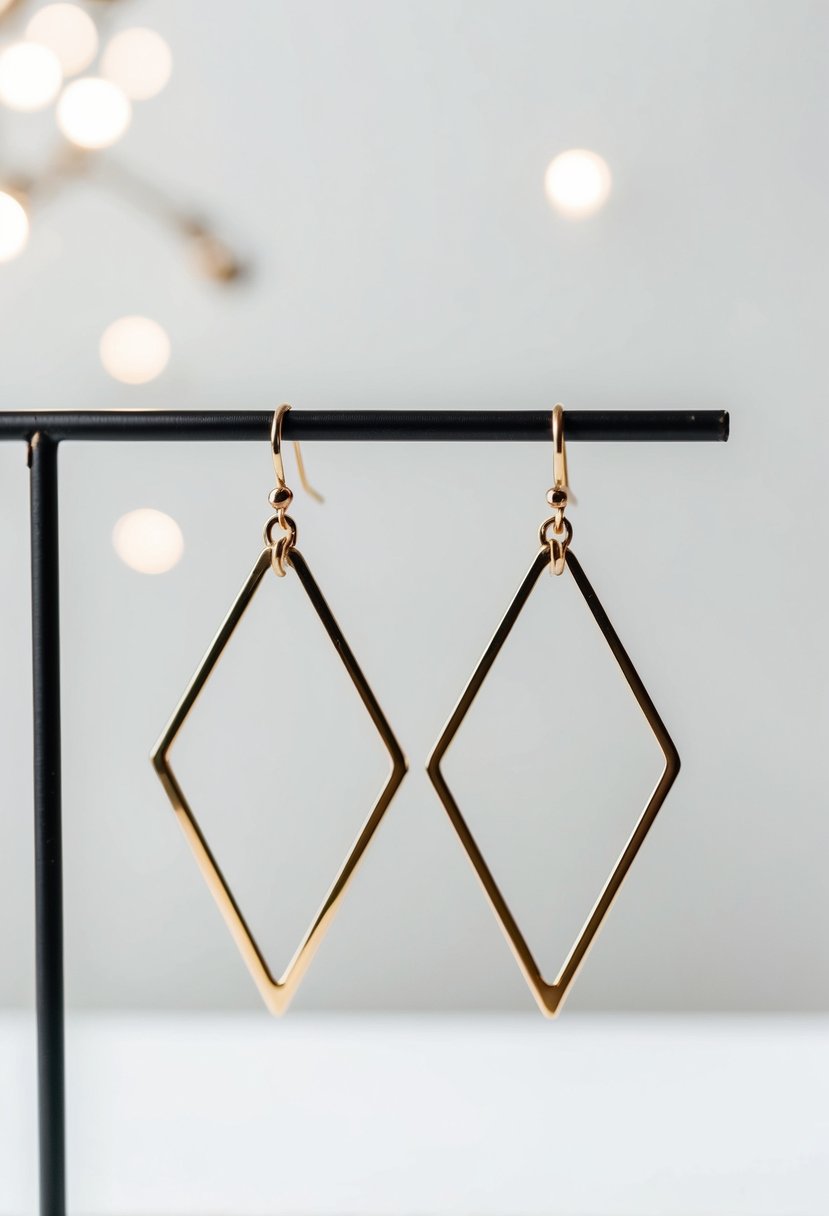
[[56, 76, 131, 148], [544, 148, 612, 218], [101, 27, 172, 101], [25, 3, 98, 76], [0, 191, 29, 262], [112, 508, 184, 574], [99, 315, 171, 384], [0, 41, 63, 111]]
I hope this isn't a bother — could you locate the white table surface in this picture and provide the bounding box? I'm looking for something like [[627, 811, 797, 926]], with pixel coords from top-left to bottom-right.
[[2, 1013, 827, 1215]]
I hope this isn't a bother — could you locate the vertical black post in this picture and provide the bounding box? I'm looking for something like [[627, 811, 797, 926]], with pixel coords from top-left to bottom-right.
[[29, 432, 66, 1216]]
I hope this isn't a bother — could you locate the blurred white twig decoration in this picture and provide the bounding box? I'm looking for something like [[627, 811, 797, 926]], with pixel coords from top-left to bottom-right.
[[0, 0, 245, 281]]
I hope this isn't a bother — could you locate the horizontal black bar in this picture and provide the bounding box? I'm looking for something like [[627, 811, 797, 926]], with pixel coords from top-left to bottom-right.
[[0, 409, 728, 443]]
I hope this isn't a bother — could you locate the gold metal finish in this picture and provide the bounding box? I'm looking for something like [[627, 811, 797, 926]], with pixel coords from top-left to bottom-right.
[[266, 404, 322, 576], [426, 405, 680, 1017], [551, 402, 571, 503], [152, 548, 407, 1015], [542, 405, 573, 575], [539, 515, 572, 576], [427, 546, 680, 1016], [151, 408, 406, 1015], [271, 403, 324, 503]]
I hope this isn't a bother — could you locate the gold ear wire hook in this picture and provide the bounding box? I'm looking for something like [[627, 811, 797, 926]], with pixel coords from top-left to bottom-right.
[[551, 403, 575, 506], [271, 404, 324, 503], [542, 404, 575, 575]]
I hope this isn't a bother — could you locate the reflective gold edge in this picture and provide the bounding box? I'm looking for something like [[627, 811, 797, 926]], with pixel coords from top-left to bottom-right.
[[426, 545, 680, 1018], [151, 547, 407, 1016]]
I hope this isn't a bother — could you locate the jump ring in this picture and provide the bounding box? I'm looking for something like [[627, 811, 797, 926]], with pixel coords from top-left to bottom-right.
[[538, 515, 573, 547], [270, 535, 294, 578], [539, 515, 573, 576], [263, 512, 297, 552]]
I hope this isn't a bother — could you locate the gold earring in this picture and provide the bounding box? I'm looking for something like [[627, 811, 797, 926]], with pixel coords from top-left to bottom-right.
[[426, 404, 680, 1018], [151, 405, 407, 1015]]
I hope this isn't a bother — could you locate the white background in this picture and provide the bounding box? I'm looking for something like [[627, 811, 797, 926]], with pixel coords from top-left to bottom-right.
[[4, 1013, 828, 1215]]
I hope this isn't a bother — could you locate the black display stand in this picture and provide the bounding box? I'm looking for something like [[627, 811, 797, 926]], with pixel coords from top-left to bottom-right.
[[0, 408, 729, 1216]]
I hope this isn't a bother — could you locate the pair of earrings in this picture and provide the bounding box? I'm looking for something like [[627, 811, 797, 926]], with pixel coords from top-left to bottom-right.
[[151, 405, 680, 1018]]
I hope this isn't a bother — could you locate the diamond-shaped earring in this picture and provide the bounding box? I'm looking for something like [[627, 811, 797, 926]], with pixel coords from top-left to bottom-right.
[[426, 405, 680, 1017], [151, 405, 407, 1015]]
